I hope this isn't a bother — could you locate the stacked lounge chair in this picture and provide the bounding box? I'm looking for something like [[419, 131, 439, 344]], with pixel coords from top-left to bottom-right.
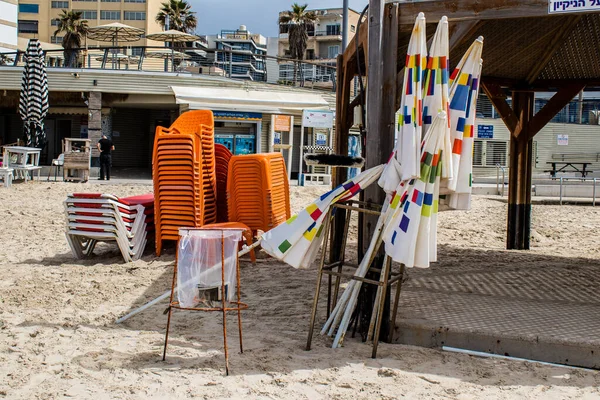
[[64, 193, 154, 262]]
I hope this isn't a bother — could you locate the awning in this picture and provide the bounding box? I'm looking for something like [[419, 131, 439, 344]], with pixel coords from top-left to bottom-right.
[[170, 86, 330, 114]]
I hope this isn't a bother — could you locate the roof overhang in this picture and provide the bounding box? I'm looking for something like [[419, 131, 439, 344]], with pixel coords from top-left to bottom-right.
[[170, 86, 330, 114]]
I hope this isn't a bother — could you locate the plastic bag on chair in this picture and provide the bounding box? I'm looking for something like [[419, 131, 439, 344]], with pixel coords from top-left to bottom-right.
[[177, 229, 243, 308]]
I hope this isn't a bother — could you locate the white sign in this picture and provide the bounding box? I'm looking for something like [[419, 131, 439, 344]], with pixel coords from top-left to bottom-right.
[[557, 134, 569, 146], [549, 0, 600, 14], [303, 110, 334, 128], [316, 133, 327, 146]]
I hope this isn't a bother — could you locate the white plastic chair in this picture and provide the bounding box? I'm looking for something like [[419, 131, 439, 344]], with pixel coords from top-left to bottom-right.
[[47, 153, 64, 182]]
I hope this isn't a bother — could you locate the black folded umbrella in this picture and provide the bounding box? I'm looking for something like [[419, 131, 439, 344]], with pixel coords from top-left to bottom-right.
[[18, 38, 49, 148]]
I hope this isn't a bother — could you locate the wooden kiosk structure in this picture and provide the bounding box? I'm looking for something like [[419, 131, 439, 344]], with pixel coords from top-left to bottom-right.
[[334, 0, 600, 253], [63, 138, 91, 182]]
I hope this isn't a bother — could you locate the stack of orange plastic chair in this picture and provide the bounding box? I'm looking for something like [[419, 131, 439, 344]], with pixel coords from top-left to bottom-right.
[[227, 153, 291, 234], [153, 110, 217, 255], [214, 143, 232, 223]]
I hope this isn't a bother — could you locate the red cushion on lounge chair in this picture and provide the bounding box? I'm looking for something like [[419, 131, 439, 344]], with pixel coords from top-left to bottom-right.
[[119, 193, 155, 207], [72, 193, 103, 198]]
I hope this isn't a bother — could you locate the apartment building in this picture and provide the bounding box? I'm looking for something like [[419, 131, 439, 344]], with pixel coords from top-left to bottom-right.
[[0, 0, 18, 55], [211, 25, 267, 81], [277, 7, 361, 84], [17, 0, 163, 46]]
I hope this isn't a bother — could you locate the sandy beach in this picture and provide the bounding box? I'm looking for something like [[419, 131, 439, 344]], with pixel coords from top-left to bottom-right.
[[0, 180, 599, 399]]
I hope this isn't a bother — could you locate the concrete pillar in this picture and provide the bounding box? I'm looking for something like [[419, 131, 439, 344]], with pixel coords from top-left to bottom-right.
[[88, 91, 102, 168]]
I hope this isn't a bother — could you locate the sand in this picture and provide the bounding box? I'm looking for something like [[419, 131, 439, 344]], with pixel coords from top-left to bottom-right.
[[0, 180, 599, 399]]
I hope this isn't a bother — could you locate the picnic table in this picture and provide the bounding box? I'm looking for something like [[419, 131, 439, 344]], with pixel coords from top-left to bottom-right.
[[2, 146, 42, 182], [545, 161, 593, 178]]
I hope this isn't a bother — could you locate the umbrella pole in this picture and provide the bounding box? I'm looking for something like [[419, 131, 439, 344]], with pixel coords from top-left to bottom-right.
[[171, 41, 175, 72]]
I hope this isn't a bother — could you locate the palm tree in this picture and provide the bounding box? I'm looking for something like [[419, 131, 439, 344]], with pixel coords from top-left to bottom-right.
[[156, 0, 198, 33], [54, 10, 88, 67], [279, 3, 317, 86]]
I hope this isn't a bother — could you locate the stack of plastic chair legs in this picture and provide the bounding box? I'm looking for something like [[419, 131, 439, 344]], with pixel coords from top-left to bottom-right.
[[64, 193, 154, 262], [227, 153, 291, 234], [153, 110, 217, 255]]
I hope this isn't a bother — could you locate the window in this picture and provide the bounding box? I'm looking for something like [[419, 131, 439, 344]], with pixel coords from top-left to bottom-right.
[[51, 36, 64, 44], [326, 24, 341, 35], [19, 3, 39, 13], [124, 11, 146, 20], [76, 10, 97, 19], [328, 45, 339, 59], [306, 49, 315, 60], [51, 19, 60, 26], [73, 0, 96, 2], [485, 141, 508, 167], [101, 10, 120, 20], [473, 140, 483, 166], [131, 47, 143, 56], [51, 1, 69, 8], [18, 20, 38, 34], [124, 0, 146, 3], [102, 0, 120, 2]]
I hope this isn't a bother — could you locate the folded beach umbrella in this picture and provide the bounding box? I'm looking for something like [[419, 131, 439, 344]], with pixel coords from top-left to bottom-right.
[[383, 111, 447, 268], [378, 12, 427, 193], [19, 38, 49, 148], [446, 36, 484, 199], [422, 16, 452, 180], [446, 37, 484, 210], [261, 164, 385, 269]]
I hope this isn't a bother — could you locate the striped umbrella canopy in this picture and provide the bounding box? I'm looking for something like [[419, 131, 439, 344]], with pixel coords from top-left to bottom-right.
[[383, 111, 448, 268], [261, 164, 385, 269], [445, 36, 484, 210], [19, 38, 49, 148], [378, 13, 427, 194]]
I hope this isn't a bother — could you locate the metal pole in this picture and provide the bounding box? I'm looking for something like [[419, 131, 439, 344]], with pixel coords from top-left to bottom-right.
[[559, 177, 563, 205], [342, 0, 349, 51], [593, 178, 597, 207]]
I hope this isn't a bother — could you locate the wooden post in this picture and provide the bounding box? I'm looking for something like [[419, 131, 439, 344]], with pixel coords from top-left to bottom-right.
[[362, 1, 397, 253], [484, 82, 584, 250], [357, 0, 397, 343], [507, 91, 534, 250]]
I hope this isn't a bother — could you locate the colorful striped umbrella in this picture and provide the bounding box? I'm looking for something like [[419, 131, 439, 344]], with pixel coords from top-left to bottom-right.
[[446, 36, 484, 200], [378, 13, 427, 194], [19, 39, 49, 148], [441, 37, 484, 210], [420, 17, 451, 262], [261, 164, 385, 269], [383, 111, 447, 268]]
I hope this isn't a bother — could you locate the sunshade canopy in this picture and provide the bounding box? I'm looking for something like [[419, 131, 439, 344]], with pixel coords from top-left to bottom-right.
[[87, 22, 145, 42], [146, 50, 191, 60], [146, 30, 199, 42], [171, 86, 330, 114]]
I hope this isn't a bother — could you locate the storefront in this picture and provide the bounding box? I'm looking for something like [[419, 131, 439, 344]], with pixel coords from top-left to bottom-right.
[[213, 111, 262, 155]]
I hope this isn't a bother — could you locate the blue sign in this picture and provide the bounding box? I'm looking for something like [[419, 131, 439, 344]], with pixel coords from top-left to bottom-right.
[[213, 111, 263, 121], [477, 125, 494, 139]]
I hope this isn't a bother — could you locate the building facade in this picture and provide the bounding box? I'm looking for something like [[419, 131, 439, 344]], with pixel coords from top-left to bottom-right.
[[17, 0, 163, 46], [0, 0, 18, 55], [212, 26, 267, 81], [277, 7, 361, 84]]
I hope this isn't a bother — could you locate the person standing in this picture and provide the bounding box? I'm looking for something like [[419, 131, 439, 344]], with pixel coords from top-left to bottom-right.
[[97, 134, 115, 180]]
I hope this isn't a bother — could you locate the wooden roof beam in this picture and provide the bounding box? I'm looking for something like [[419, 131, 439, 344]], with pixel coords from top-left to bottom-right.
[[525, 83, 585, 141], [481, 81, 519, 135], [398, 0, 553, 25]]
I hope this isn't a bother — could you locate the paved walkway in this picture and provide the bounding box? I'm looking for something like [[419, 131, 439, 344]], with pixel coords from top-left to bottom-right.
[[395, 248, 600, 368]]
